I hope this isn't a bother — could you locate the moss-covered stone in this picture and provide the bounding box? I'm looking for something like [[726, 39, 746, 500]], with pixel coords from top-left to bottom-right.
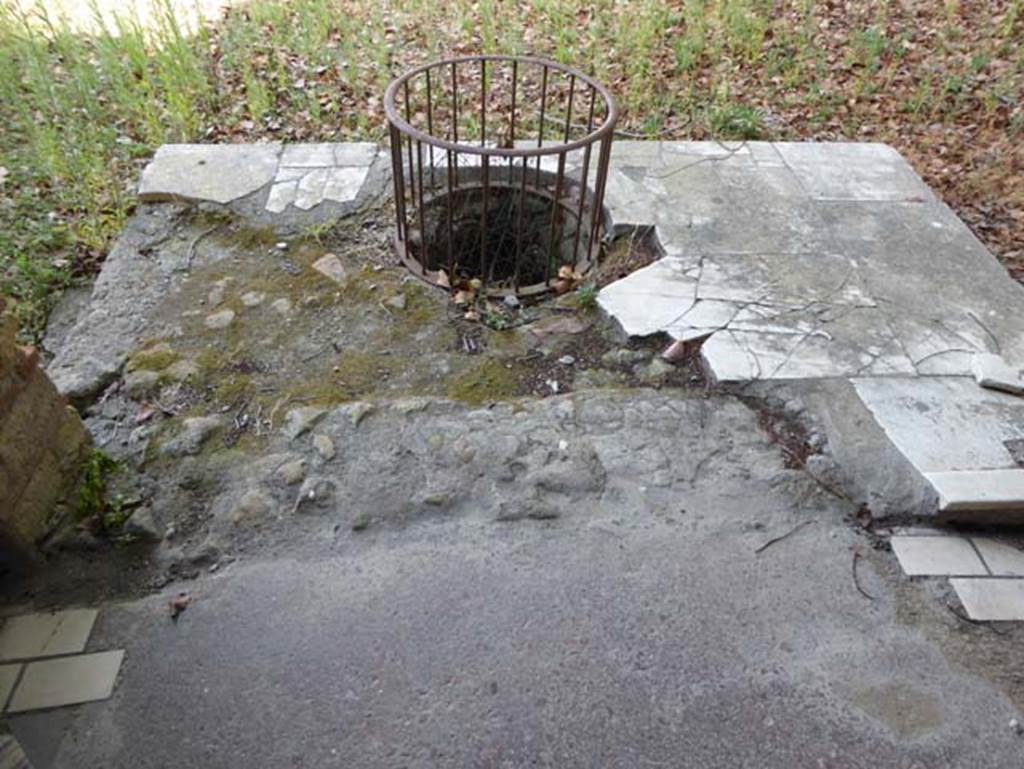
[[127, 343, 179, 372]]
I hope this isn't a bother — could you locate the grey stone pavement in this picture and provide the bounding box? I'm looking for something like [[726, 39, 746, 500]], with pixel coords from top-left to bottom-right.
[[14, 140, 1024, 765], [10, 476, 1024, 768], [5, 392, 1024, 767]]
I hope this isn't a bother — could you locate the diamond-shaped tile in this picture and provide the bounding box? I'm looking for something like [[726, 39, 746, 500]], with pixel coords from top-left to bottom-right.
[[7, 650, 124, 713], [0, 664, 21, 709], [890, 536, 988, 576], [0, 610, 97, 661], [972, 537, 1024, 576], [951, 578, 1024, 621]]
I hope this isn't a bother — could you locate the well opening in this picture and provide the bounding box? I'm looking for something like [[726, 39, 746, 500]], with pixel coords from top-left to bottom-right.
[[385, 55, 618, 297]]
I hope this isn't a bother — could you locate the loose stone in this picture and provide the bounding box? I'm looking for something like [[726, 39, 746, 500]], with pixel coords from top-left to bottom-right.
[[241, 291, 266, 307], [161, 416, 221, 457], [312, 253, 347, 284], [277, 459, 307, 485], [124, 369, 160, 398], [123, 506, 163, 542], [204, 309, 235, 330], [282, 406, 326, 440], [313, 433, 336, 461]]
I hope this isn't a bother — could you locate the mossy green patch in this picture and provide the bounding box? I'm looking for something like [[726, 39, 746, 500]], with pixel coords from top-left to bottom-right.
[[286, 351, 395, 404], [76, 449, 119, 520], [446, 358, 520, 406], [127, 345, 179, 372], [213, 372, 253, 403]]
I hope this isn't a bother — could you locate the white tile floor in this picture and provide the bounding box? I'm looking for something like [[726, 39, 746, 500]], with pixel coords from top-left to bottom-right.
[[971, 537, 1024, 576], [890, 530, 1024, 621], [890, 536, 988, 576], [0, 609, 97, 661], [7, 651, 124, 714], [0, 609, 123, 713], [950, 578, 1024, 622], [0, 665, 21, 710]]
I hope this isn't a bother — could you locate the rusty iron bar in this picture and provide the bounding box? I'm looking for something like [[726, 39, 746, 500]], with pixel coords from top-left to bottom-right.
[[536, 64, 548, 187], [480, 58, 487, 147], [446, 149, 455, 280], [384, 55, 617, 298], [425, 68, 435, 190], [515, 156, 528, 292], [545, 73, 576, 275], [480, 155, 490, 288], [415, 139, 427, 275], [572, 85, 598, 268]]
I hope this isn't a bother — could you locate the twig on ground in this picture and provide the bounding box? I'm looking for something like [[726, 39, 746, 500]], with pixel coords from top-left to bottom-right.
[[301, 345, 332, 362], [945, 602, 1010, 635], [184, 224, 220, 271], [852, 550, 876, 600], [803, 463, 855, 503], [754, 520, 814, 554], [967, 309, 1001, 355]]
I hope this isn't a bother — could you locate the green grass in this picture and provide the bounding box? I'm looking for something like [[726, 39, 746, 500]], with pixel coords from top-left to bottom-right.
[[1, 0, 1021, 341]]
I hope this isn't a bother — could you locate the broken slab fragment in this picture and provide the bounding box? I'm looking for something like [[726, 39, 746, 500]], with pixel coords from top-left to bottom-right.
[[266, 142, 378, 213], [972, 352, 1024, 396], [926, 470, 1024, 514], [138, 144, 282, 204], [311, 254, 347, 284], [596, 257, 697, 338]]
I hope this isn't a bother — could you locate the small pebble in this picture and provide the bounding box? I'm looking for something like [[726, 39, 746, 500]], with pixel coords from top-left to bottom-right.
[[275, 241, 289, 251], [558, 355, 576, 366], [503, 294, 521, 310], [1011, 718, 1022, 734]]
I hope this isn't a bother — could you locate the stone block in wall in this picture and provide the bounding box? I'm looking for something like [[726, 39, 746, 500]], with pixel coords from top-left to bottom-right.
[[0, 299, 92, 562]]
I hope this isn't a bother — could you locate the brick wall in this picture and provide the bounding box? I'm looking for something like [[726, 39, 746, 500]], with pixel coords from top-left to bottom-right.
[[0, 300, 92, 565]]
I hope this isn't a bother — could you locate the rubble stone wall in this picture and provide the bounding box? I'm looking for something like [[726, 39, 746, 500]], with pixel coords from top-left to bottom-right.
[[0, 300, 91, 563]]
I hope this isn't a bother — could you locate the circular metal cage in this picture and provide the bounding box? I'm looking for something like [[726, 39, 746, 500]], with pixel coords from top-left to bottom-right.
[[384, 55, 618, 297]]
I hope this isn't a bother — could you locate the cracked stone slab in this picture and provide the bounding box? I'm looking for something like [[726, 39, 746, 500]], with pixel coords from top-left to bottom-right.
[[265, 180, 298, 214], [268, 143, 377, 212], [973, 352, 1024, 395], [692, 252, 874, 308], [822, 199, 1024, 373], [323, 166, 371, 203], [701, 306, 913, 382], [294, 168, 331, 210], [773, 142, 936, 201], [596, 257, 697, 337], [853, 377, 1024, 475], [280, 143, 337, 167], [138, 143, 282, 204]]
